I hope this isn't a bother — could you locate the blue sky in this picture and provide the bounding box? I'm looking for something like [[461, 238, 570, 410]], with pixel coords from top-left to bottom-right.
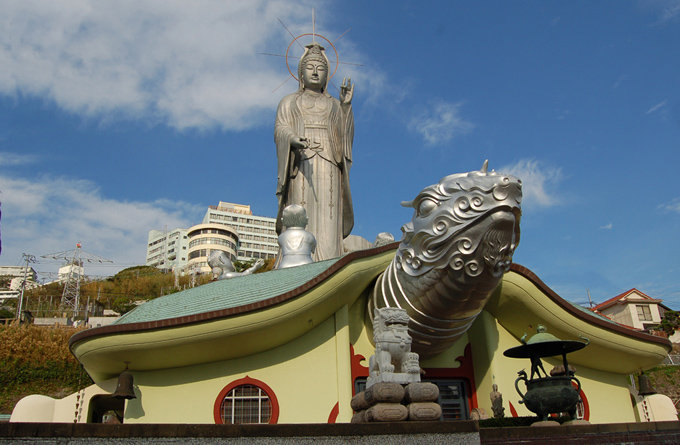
[[0, 0, 678, 308]]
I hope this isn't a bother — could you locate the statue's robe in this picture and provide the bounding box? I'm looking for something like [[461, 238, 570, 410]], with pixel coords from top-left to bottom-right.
[[275, 89, 354, 261]]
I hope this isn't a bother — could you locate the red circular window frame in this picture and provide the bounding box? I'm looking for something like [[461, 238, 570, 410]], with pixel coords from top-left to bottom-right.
[[213, 376, 280, 424]]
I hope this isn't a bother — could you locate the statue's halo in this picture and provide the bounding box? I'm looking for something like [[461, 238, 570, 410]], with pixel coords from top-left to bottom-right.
[[285, 33, 340, 82]]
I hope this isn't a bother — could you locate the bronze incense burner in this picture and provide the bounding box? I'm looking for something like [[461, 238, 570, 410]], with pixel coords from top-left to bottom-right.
[[504, 325, 588, 420]]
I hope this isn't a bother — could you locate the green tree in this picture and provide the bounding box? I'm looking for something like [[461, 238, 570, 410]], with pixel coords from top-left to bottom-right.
[[659, 310, 680, 337], [111, 297, 136, 315]]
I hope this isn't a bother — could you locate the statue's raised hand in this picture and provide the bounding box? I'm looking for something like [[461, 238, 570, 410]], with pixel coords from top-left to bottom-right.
[[340, 77, 354, 105]]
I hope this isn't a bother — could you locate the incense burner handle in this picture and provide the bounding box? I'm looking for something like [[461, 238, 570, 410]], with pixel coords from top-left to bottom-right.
[[514, 370, 528, 403]]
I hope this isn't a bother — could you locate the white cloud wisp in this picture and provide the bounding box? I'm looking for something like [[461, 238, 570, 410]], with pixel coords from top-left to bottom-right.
[[408, 102, 474, 146], [499, 159, 563, 208], [659, 197, 680, 213], [0, 173, 202, 275], [0, 0, 381, 131]]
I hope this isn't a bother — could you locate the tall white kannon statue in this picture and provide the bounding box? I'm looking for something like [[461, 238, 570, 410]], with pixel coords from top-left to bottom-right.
[[275, 42, 355, 261]]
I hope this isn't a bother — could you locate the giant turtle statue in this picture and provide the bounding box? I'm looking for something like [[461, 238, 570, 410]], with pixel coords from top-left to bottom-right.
[[370, 160, 522, 356]]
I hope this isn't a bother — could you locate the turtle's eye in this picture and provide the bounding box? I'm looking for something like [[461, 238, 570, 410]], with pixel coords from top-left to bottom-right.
[[418, 198, 437, 217]]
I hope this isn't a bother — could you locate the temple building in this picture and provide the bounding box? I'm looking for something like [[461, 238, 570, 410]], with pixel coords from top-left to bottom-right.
[[10, 245, 674, 424]]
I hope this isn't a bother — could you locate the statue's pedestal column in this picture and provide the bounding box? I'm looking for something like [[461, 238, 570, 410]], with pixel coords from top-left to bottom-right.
[[350, 382, 441, 423]]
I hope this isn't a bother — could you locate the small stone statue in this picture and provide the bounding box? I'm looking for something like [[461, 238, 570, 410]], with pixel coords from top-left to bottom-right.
[[373, 232, 395, 247], [277, 204, 316, 269], [207, 251, 264, 280], [490, 383, 505, 418], [367, 307, 421, 388]]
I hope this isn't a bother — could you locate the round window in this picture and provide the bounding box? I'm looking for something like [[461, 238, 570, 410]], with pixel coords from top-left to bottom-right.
[[214, 376, 279, 424]]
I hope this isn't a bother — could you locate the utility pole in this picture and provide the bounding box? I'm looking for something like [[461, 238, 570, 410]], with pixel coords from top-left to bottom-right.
[[16, 253, 36, 320], [42, 243, 112, 320], [61, 244, 83, 319]]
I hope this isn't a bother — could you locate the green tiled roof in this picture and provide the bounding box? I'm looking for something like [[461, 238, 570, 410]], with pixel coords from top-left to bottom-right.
[[114, 258, 339, 325]]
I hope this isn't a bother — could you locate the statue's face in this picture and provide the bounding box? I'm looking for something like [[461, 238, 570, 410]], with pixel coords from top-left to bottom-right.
[[301, 60, 327, 91]]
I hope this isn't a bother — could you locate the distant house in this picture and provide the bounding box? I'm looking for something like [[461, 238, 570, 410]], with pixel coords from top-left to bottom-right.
[[592, 288, 678, 341]]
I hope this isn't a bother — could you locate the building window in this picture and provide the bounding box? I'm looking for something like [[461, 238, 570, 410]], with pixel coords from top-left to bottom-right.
[[214, 377, 279, 424], [429, 379, 469, 420], [636, 305, 653, 321]]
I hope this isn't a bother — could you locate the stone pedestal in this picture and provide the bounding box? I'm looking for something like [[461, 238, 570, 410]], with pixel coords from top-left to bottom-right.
[[351, 382, 441, 423]]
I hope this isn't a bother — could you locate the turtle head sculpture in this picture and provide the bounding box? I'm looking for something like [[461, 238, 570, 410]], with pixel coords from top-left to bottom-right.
[[397, 160, 522, 277], [370, 161, 522, 357]]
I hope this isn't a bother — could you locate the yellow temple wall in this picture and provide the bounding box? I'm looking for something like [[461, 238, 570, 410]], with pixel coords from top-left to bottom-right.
[[123, 307, 352, 424]]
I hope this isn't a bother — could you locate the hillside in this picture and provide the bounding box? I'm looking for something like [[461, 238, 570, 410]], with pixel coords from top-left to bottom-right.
[[14, 260, 275, 318], [647, 365, 680, 409], [0, 324, 90, 414]]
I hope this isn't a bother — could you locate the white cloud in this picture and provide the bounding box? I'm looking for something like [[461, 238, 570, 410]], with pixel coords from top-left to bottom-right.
[[660, 0, 680, 22], [0, 152, 37, 166], [600, 223, 613, 230], [0, 173, 203, 276], [659, 197, 680, 213], [646, 99, 668, 114], [499, 159, 563, 208], [408, 101, 474, 146], [611, 74, 627, 89], [643, 0, 680, 24], [0, 0, 381, 131]]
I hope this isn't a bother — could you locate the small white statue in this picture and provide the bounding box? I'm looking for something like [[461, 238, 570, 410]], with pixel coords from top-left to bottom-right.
[[207, 251, 264, 280], [373, 232, 395, 247], [367, 307, 421, 388], [277, 204, 316, 269]]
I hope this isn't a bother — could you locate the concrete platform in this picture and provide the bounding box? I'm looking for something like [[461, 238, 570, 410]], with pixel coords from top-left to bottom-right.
[[1, 421, 678, 445]]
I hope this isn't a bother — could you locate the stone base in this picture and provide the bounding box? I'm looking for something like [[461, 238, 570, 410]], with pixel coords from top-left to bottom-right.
[[366, 403, 409, 422], [408, 402, 442, 421], [353, 382, 443, 423], [562, 419, 591, 426], [530, 420, 561, 427], [350, 410, 366, 424], [350, 391, 369, 411], [404, 382, 439, 403], [365, 382, 405, 404]]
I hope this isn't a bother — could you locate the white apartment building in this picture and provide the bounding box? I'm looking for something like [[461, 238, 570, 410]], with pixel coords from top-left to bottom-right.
[[146, 202, 278, 274], [186, 223, 239, 275], [0, 266, 38, 289], [202, 202, 279, 261], [146, 228, 190, 271], [0, 266, 38, 302]]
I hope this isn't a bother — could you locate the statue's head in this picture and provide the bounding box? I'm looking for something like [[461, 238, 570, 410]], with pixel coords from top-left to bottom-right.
[[281, 204, 308, 228], [207, 250, 235, 279], [298, 43, 329, 92]]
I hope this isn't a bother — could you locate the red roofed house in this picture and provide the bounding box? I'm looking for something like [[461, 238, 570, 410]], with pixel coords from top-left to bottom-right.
[[592, 288, 675, 339]]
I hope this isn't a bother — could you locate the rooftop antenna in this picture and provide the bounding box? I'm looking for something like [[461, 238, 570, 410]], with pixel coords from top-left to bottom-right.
[[586, 289, 594, 309], [42, 243, 113, 319]]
